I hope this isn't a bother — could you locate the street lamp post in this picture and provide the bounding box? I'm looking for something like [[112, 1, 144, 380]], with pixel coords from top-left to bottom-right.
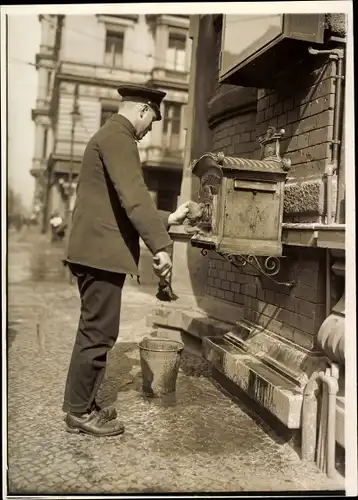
[[64, 83, 81, 283], [65, 82, 80, 224]]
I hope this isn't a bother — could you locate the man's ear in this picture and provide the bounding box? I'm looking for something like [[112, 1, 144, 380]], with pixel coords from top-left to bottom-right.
[[140, 104, 149, 117]]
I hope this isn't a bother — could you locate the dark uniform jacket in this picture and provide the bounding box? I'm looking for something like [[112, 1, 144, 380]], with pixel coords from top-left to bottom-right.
[[65, 114, 173, 275]]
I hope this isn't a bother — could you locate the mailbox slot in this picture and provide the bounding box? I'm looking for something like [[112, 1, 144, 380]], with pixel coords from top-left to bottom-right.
[[191, 238, 216, 250], [233, 178, 277, 193]]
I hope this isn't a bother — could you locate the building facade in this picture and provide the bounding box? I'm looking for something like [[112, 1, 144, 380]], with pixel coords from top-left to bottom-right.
[[151, 13, 347, 475], [31, 14, 191, 229]]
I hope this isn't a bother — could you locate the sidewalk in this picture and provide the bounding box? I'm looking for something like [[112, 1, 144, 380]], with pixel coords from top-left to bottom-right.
[[6, 230, 345, 494]]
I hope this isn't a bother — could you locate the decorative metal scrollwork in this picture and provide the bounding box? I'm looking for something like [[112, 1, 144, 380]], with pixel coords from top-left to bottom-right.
[[201, 249, 208, 257], [216, 252, 296, 288]]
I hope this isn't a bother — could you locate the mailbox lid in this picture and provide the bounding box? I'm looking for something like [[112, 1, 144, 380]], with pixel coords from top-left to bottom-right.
[[222, 156, 287, 175]]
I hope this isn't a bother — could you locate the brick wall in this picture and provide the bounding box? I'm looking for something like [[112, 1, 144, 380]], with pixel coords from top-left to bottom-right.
[[211, 112, 257, 157], [200, 15, 335, 351], [255, 58, 334, 184], [206, 247, 327, 350]]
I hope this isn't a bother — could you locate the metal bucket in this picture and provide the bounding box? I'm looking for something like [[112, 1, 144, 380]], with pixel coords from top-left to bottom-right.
[[138, 337, 185, 397]]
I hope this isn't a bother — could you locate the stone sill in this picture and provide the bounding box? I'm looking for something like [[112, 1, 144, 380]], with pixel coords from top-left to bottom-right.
[[170, 224, 346, 251], [282, 223, 346, 250], [150, 295, 243, 334]]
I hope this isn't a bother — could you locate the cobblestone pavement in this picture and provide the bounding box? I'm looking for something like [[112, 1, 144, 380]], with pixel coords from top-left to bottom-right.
[[6, 229, 345, 494]]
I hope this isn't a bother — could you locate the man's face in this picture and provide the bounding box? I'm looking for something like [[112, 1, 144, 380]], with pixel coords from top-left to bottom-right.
[[135, 105, 157, 141]]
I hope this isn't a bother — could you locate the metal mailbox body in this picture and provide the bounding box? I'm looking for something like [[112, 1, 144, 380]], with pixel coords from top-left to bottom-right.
[[189, 127, 290, 258]]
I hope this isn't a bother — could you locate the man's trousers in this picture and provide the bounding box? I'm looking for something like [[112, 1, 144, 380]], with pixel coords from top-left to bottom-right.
[[62, 263, 126, 414]]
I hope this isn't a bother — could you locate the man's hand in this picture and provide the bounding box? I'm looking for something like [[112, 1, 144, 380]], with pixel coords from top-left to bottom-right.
[[153, 251, 172, 279], [168, 201, 191, 226]]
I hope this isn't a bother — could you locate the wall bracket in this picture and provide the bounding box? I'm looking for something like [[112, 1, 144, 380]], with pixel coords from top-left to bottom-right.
[[201, 249, 297, 288]]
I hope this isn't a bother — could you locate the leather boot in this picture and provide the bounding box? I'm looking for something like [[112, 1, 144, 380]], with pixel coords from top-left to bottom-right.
[[65, 408, 125, 437], [91, 401, 117, 420]]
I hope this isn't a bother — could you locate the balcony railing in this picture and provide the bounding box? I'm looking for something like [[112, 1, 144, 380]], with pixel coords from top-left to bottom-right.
[[55, 140, 87, 158], [139, 146, 184, 167], [149, 66, 189, 87], [56, 60, 189, 90], [32, 96, 51, 120], [57, 61, 150, 86]]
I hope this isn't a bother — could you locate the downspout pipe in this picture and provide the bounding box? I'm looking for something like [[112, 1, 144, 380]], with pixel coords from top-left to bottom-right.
[[308, 46, 345, 224], [301, 369, 339, 478], [308, 47, 345, 317], [326, 248, 331, 318]]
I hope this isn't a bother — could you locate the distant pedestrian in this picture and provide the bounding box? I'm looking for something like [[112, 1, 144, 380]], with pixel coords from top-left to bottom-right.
[[49, 212, 66, 242], [13, 214, 24, 232], [62, 85, 190, 437], [30, 213, 38, 226]]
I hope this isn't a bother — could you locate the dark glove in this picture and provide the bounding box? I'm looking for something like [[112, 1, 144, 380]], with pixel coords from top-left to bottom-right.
[[156, 277, 178, 302]]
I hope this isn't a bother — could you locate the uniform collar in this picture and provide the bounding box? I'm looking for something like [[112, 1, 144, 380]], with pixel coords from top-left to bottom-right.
[[110, 113, 136, 137]]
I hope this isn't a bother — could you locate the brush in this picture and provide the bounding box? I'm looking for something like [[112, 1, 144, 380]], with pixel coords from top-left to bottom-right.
[[154, 202, 204, 301], [156, 276, 179, 301], [153, 256, 178, 302]]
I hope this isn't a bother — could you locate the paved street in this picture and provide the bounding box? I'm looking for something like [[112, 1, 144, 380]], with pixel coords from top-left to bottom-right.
[[6, 228, 344, 494]]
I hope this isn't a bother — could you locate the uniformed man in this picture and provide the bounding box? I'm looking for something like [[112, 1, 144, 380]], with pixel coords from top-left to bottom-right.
[[62, 85, 190, 437]]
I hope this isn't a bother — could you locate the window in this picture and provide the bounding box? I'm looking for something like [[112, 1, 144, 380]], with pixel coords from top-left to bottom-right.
[[219, 14, 325, 87], [104, 31, 124, 67], [100, 107, 116, 127], [162, 102, 182, 153], [166, 32, 186, 71]]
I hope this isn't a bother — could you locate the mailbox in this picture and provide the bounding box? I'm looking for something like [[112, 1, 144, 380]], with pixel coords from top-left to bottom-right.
[[189, 127, 291, 257]]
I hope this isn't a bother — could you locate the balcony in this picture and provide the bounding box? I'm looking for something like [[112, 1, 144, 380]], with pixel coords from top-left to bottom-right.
[[49, 153, 82, 177], [30, 158, 48, 177], [36, 44, 56, 62], [31, 96, 51, 120], [56, 60, 150, 87], [148, 66, 189, 90]]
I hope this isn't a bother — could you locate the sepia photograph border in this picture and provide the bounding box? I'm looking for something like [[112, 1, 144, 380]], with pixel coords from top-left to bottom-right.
[[1, 2, 356, 498]]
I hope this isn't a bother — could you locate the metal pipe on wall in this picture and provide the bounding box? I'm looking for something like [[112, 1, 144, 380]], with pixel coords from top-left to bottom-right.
[[301, 382, 318, 462], [307, 46, 345, 224], [325, 249, 331, 317], [308, 47, 345, 319], [333, 53, 345, 224], [301, 366, 339, 478]]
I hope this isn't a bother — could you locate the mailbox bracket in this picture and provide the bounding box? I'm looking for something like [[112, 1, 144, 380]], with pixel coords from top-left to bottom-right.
[[201, 248, 297, 288]]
